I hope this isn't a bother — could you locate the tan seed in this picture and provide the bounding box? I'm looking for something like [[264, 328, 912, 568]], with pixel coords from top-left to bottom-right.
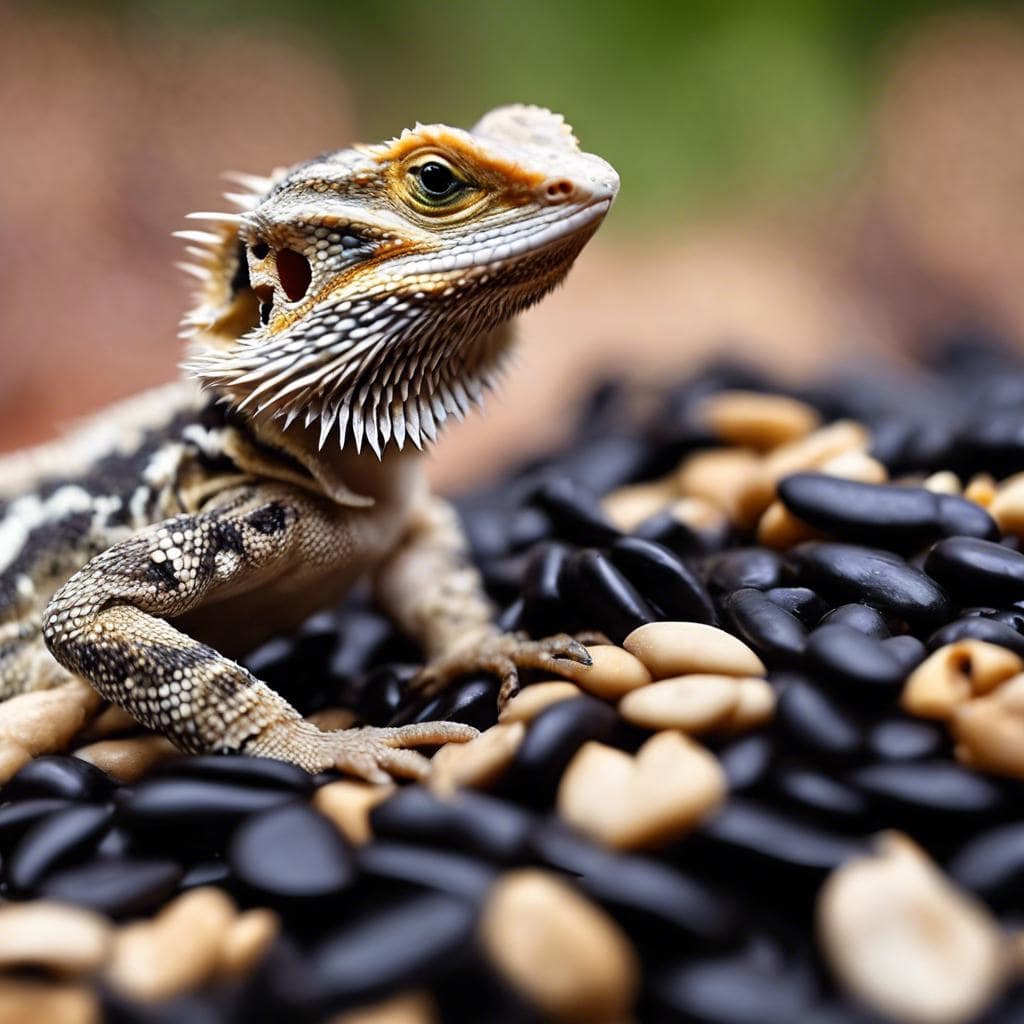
[[923, 470, 962, 496], [556, 645, 652, 700], [106, 887, 236, 1001], [953, 675, 1024, 779], [0, 980, 98, 1024], [902, 642, 1024, 721], [328, 992, 439, 1024], [77, 704, 142, 742], [696, 390, 821, 450], [991, 472, 1024, 537], [217, 908, 279, 980], [0, 902, 111, 977], [756, 500, 824, 549], [313, 780, 394, 845], [499, 681, 583, 724], [623, 621, 765, 680], [763, 419, 870, 482], [479, 869, 639, 1023], [73, 735, 180, 783], [965, 473, 997, 508], [428, 722, 525, 796], [719, 677, 776, 733], [818, 832, 1007, 1024], [601, 480, 676, 531], [667, 496, 730, 533], [618, 675, 740, 733], [557, 732, 726, 850], [818, 449, 888, 483], [676, 448, 769, 528]]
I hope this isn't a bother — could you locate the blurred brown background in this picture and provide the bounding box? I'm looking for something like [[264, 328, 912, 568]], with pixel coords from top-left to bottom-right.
[[3, 1, 1024, 490]]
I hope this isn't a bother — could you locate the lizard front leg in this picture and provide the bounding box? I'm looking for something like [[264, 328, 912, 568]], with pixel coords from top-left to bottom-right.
[[374, 495, 591, 707], [42, 486, 474, 782]]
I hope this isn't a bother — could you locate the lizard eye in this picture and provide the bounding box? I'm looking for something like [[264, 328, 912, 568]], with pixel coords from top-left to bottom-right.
[[409, 160, 464, 202]]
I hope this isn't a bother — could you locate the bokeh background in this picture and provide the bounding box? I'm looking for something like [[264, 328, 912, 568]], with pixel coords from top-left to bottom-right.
[[3, 0, 1024, 489]]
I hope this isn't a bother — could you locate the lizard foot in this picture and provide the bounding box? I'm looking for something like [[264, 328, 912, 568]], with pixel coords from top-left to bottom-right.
[[327, 722, 478, 784], [412, 631, 593, 709]]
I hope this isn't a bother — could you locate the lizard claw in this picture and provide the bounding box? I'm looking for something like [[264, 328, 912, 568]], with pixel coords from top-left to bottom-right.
[[328, 722, 478, 784], [412, 631, 594, 709]]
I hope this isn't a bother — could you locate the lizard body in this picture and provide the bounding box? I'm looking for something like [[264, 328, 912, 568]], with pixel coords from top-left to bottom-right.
[[0, 106, 618, 782]]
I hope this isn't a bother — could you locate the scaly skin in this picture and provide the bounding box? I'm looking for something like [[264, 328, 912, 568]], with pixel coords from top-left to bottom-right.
[[0, 106, 619, 783]]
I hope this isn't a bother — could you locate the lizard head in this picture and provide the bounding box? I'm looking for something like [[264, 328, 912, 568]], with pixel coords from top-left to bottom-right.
[[179, 105, 618, 455]]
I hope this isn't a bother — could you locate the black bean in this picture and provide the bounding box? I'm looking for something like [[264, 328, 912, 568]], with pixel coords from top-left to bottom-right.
[[708, 549, 786, 594], [947, 823, 1024, 906], [774, 678, 863, 761], [327, 608, 395, 681], [39, 858, 182, 919], [818, 603, 890, 638], [389, 675, 499, 731], [951, 411, 1024, 478], [501, 696, 620, 808], [764, 587, 828, 626], [519, 543, 574, 636], [925, 537, 1024, 606], [530, 477, 620, 545], [229, 803, 353, 901], [370, 788, 533, 863], [356, 663, 415, 726], [777, 474, 997, 549], [6, 803, 114, 893], [1, 755, 113, 803], [532, 821, 740, 947], [356, 840, 496, 901], [610, 536, 716, 624], [562, 432, 654, 493], [928, 616, 1024, 658], [725, 588, 806, 667], [713, 733, 774, 793], [793, 542, 954, 627], [632, 507, 720, 558], [0, 798, 71, 853], [563, 548, 655, 643], [179, 860, 232, 892], [866, 717, 948, 761], [307, 893, 477, 1009], [506, 506, 551, 552], [803, 624, 907, 703], [152, 755, 312, 793], [772, 766, 872, 827], [879, 634, 927, 673]]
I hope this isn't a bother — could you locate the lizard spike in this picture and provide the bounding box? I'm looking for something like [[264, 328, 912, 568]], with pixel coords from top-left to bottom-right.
[[318, 405, 338, 450], [183, 246, 219, 263], [337, 403, 351, 449], [172, 229, 223, 246], [221, 170, 274, 193], [282, 408, 302, 432], [365, 406, 382, 459], [391, 407, 406, 451], [185, 211, 246, 225], [222, 192, 261, 210], [175, 262, 211, 281]]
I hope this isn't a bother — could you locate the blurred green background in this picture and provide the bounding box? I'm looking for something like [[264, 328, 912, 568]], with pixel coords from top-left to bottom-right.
[[72, 0, 1018, 226]]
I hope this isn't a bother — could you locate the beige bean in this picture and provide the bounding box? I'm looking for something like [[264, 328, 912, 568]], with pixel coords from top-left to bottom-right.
[[902, 642, 1024, 721], [818, 450, 888, 483], [313, 780, 394, 845], [676, 448, 770, 528], [623, 621, 765, 680], [953, 675, 1024, 779], [0, 681, 102, 782], [428, 722, 525, 796], [479, 869, 639, 1023], [556, 645, 652, 700], [818, 832, 1007, 1024], [965, 473, 997, 508], [74, 735, 181, 783], [696, 390, 821, 450], [756, 500, 824, 549], [762, 419, 870, 481], [667, 496, 730, 533], [499, 681, 583, 724], [0, 980, 98, 1024], [618, 675, 740, 733], [601, 480, 676, 532], [557, 732, 725, 850], [924, 470, 962, 496], [991, 472, 1024, 537], [106, 887, 236, 1001], [718, 677, 776, 733], [76, 704, 142, 742], [0, 902, 111, 977], [217, 908, 279, 980], [329, 992, 439, 1024]]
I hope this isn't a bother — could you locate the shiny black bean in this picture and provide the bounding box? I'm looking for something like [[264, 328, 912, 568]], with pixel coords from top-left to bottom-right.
[[178, 860, 232, 892], [947, 823, 1024, 906], [506, 506, 551, 553], [818, 603, 889, 638], [6, 803, 114, 893], [531, 822, 740, 947], [713, 733, 774, 793], [880, 634, 927, 673], [925, 537, 1024, 606], [708, 549, 786, 594], [520, 543, 574, 636], [558, 431, 653, 493], [326, 608, 395, 681], [866, 717, 948, 761], [0, 798, 71, 853], [530, 477, 620, 545], [774, 678, 862, 761], [152, 754, 312, 793], [610, 536, 716, 624], [389, 675, 499, 731], [725, 588, 806, 667], [951, 411, 1024, 478], [94, 826, 132, 860], [772, 766, 872, 827], [778, 474, 997, 549], [1, 755, 113, 803], [356, 663, 415, 726], [793, 542, 954, 627], [632, 507, 722, 557], [370, 788, 533, 864], [501, 696, 620, 808], [764, 587, 828, 626], [357, 841, 496, 901], [928, 616, 1024, 658], [563, 548, 655, 643], [40, 857, 182, 919], [804, 624, 907, 703], [229, 803, 353, 901], [307, 893, 477, 1009]]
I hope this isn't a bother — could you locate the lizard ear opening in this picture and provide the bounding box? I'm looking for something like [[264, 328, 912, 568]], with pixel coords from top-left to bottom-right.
[[276, 248, 312, 303]]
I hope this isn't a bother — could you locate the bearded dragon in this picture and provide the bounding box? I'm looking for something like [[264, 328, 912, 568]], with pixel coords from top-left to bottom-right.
[[0, 106, 618, 782]]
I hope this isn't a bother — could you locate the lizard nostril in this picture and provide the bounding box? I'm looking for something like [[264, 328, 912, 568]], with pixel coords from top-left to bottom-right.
[[254, 284, 274, 326], [544, 179, 576, 203]]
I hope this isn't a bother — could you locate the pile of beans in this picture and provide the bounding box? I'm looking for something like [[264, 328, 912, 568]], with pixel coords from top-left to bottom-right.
[[3, 331, 1024, 1022]]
